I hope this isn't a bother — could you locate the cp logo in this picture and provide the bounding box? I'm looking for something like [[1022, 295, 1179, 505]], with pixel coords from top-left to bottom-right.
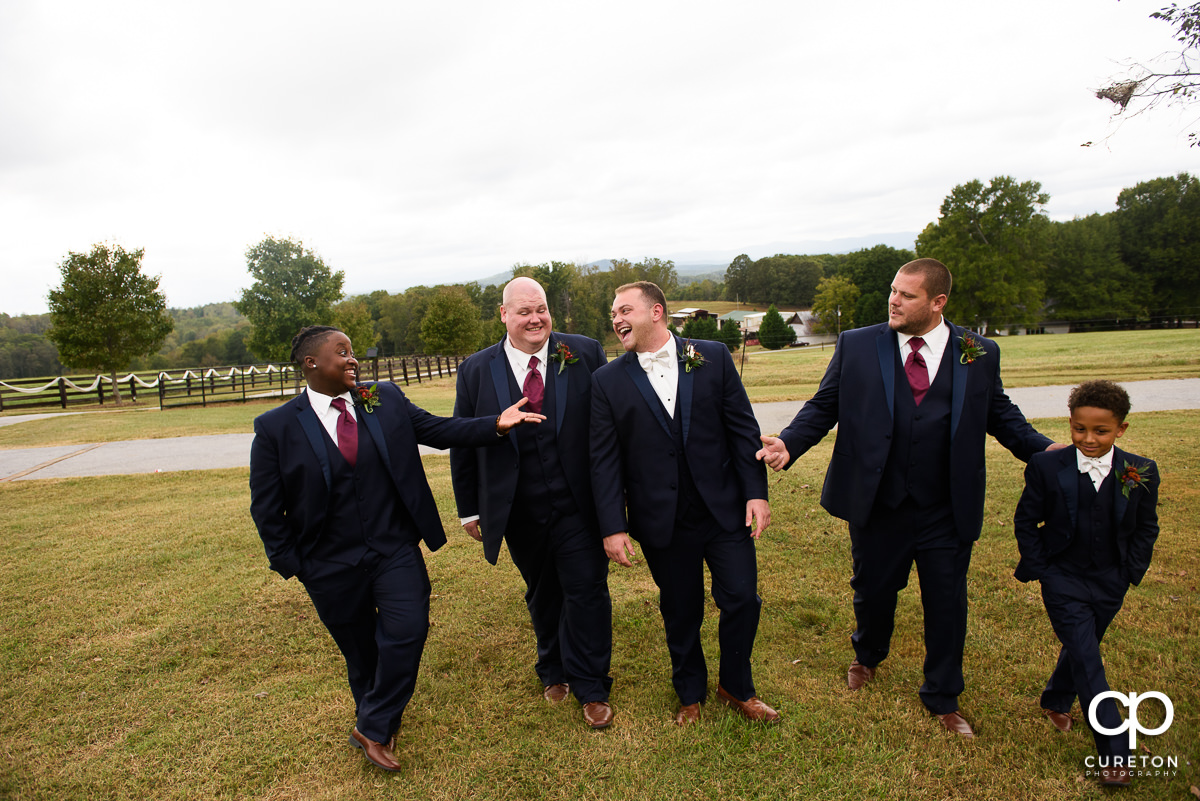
[[1089, 691, 1174, 750]]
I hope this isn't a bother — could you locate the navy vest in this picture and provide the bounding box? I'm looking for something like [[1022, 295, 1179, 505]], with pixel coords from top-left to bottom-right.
[[1058, 471, 1118, 570], [669, 393, 708, 528], [507, 365, 575, 525], [878, 341, 954, 509], [309, 412, 418, 568]]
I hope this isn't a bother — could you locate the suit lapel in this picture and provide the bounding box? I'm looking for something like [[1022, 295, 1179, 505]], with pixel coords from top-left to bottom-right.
[[295, 391, 332, 490], [675, 335, 693, 444], [550, 334, 568, 435], [360, 395, 391, 468], [489, 342, 519, 450], [875, 326, 896, 421], [623, 352, 672, 437], [948, 322, 968, 441], [1112, 446, 1130, 523], [1056, 447, 1080, 530]]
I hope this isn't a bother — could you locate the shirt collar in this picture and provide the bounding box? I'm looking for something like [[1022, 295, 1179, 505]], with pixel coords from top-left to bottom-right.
[[305, 385, 354, 416], [1076, 447, 1114, 471], [504, 335, 551, 373], [897, 316, 947, 351]]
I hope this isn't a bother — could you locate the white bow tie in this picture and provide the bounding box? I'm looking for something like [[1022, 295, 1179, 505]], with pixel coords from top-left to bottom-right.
[[1078, 454, 1110, 479], [638, 347, 674, 373]]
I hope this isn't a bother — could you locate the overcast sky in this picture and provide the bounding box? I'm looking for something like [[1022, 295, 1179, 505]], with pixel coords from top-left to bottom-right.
[[2, 0, 1196, 316]]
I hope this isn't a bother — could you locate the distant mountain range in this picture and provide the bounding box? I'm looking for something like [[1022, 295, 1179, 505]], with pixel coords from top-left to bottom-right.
[[472, 232, 919, 287]]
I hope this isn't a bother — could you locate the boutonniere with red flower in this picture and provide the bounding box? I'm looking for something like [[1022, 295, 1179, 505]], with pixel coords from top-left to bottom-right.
[[1118, 460, 1154, 498], [679, 340, 705, 372], [353, 384, 381, 413], [550, 341, 579, 375], [958, 333, 988, 365]]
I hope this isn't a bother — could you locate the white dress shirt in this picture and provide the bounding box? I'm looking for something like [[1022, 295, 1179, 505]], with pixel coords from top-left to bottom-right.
[[504, 336, 551, 388], [897, 317, 950, 386], [637, 334, 678, 418], [305, 386, 356, 447], [1077, 447, 1114, 491]]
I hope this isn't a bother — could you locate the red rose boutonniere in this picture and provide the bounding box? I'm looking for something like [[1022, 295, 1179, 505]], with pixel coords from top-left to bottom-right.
[[550, 341, 579, 375], [958, 333, 988, 365], [679, 340, 705, 373], [354, 384, 381, 413], [1118, 460, 1154, 498]]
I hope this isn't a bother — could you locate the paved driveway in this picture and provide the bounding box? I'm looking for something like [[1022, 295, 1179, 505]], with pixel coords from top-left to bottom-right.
[[2, 379, 1196, 481]]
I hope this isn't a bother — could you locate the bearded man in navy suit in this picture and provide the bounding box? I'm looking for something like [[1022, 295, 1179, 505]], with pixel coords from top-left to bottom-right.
[[590, 281, 778, 726], [249, 326, 542, 772], [757, 258, 1063, 737], [450, 277, 614, 730]]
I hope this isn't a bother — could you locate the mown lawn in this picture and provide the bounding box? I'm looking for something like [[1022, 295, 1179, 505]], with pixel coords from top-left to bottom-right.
[[1, 409, 1196, 800]]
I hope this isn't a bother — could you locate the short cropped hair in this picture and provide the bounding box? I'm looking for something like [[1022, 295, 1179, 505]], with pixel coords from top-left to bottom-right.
[[899, 258, 953, 299], [616, 281, 669, 315], [1068, 379, 1132, 423], [290, 325, 342, 366]]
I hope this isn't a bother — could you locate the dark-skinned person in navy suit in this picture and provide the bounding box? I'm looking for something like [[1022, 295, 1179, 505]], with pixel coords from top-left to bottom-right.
[[249, 325, 543, 772]]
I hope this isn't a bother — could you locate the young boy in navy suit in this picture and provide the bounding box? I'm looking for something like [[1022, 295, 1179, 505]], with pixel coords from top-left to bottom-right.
[[1013, 380, 1160, 788]]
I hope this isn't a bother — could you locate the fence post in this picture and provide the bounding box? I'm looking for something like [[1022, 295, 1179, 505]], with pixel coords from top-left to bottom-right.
[[387, 358, 394, 383], [401, 358, 409, 386], [59, 377, 68, 409], [200, 372, 207, 407], [129, 375, 137, 403], [98, 378, 105, 406], [416, 357, 422, 384], [158, 373, 166, 410]]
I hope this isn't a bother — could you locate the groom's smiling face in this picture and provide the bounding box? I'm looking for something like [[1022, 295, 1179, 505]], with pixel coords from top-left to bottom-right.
[[611, 287, 663, 352]]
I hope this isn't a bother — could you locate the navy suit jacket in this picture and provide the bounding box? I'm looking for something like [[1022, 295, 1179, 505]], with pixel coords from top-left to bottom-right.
[[249, 381, 497, 579], [590, 336, 768, 548], [778, 321, 1051, 541], [1013, 445, 1159, 585], [449, 333, 607, 565]]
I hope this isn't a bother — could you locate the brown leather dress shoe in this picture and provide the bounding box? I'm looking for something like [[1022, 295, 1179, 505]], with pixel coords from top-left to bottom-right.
[[1042, 708, 1073, 732], [349, 727, 402, 772], [716, 685, 781, 723], [543, 683, 570, 703], [675, 702, 701, 725], [934, 711, 975, 738], [847, 659, 876, 690], [1100, 767, 1131, 787], [582, 701, 613, 729]]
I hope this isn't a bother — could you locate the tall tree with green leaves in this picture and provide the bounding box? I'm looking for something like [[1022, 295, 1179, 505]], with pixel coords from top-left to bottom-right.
[[810, 275, 860, 334], [1045, 214, 1142, 326], [916, 176, 1051, 332], [46, 243, 174, 406], [420, 287, 482, 356], [724, 254, 754, 302], [235, 236, 344, 361], [1114, 172, 1200, 323], [332, 298, 378, 354], [757, 305, 796, 350], [839, 244, 916, 327], [680, 316, 720, 341]]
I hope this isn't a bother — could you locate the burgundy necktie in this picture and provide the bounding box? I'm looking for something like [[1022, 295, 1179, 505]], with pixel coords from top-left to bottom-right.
[[330, 397, 358, 467], [522, 356, 544, 414], [905, 336, 929, 406]]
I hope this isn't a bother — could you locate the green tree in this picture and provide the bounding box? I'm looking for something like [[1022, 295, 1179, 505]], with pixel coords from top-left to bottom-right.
[[333, 299, 378, 355], [234, 236, 344, 361], [1114, 172, 1200, 323], [811, 275, 860, 334], [916, 176, 1050, 332], [714, 319, 742, 352], [724, 254, 753, 302], [840, 244, 915, 327], [46, 243, 174, 405], [757, 304, 796, 350], [680, 316, 720, 340], [420, 287, 482, 356], [1044, 214, 1142, 326]]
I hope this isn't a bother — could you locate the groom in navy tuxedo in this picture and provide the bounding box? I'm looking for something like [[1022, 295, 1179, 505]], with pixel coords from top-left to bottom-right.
[[590, 281, 777, 726], [249, 326, 542, 772], [757, 258, 1060, 737], [450, 277, 614, 729]]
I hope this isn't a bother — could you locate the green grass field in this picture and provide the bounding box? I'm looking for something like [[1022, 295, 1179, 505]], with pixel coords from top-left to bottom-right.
[[0, 330, 1197, 799]]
